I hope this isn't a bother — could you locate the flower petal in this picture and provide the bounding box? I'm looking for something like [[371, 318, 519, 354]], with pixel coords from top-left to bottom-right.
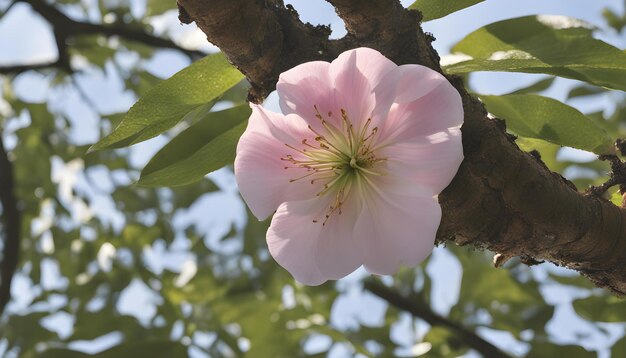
[[393, 64, 452, 103], [276, 61, 337, 127], [330, 48, 396, 128], [313, 193, 363, 280], [235, 106, 323, 220], [371, 64, 453, 131], [268, 194, 364, 284], [243, 104, 314, 148], [335, 48, 398, 90], [377, 75, 463, 145], [267, 199, 328, 285], [379, 128, 463, 195], [355, 190, 441, 275]]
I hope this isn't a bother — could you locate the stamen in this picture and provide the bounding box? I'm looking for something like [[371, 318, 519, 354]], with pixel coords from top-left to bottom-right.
[[285, 143, 308, 156], [289, 171, 317, 182], [359, 118, 372, 143], [283, 104, 387, 224]]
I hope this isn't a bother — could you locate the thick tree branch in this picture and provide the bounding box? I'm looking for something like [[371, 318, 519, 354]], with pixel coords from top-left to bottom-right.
[[177, 0, 626, 295], [176, 0, 341, 101], [327, 0, 440, 69], [0, 0, 206, 76], [364, 279, 510, 358], [0, 135, 21, 316]]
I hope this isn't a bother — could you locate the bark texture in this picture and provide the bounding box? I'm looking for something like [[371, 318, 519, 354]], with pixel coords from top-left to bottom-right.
[[176, 0, 626, 295]]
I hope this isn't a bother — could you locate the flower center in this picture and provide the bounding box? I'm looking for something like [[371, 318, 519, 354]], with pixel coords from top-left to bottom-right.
[[281, 106, 386, 224]]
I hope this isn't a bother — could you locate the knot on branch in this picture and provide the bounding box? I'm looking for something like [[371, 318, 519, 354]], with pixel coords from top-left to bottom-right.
[[586, 151, 626, 199]]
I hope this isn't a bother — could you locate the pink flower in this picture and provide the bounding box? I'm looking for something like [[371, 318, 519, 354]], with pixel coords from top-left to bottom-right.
[[235, 47, 463, 285]]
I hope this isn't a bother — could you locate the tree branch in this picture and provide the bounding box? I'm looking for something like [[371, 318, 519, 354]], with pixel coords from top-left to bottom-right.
[[0, 135, 21, 316], [177, 0, 626, 295], [176, 0, 340, 101], [1, 0, 206, 76], [0, 61, 65, 75], [364, 279, 510, 358]]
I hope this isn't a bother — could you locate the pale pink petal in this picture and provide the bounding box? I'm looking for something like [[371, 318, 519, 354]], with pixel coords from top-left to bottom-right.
[[330, 48, 396, 128], [378, 128, 463, 195], [268, 195, 363, 284], [235, 106, 323, 220], [313, 193, 363, 279], [370, 64, 437, 126], [376, 76, 463, 145], [267, 199, 328, 285], [392, 64, 452, 103], [355, 190, 441, 275], [276, 61, 338, 130], [333, 48, 398, 89], [366, 173, 433, 198], [244, 104, 314, 148]]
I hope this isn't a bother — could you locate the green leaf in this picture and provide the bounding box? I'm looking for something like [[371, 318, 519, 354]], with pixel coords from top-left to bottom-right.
[[444, 16, 626, 91], [124, 71, 162, 97], [573, 295, 626, 322], [526, 342, 595, 358], [146, 0, 177, 16], [567, 85, 605, 99], [548, 272, 596, 289], [35, 348, 86, 358], [613, 335, 626, 358], [71, 311, 143, 340], [137, 105, 251, 187], [90, 52, 244, 151], [95, 341, 187, 357], [423, 327, 468, 357], [69, 35, 116, 67], [479, 94, 614, 154], [450, 247, 552, 338], [408, 0, 484, 22], [602, 8, 626, 33], [508, 77, 555, 95], [171, 178, 220, 208], [610, 188, 623, 207], [39, 341, 187, 358], [515, 137, 567, 173]]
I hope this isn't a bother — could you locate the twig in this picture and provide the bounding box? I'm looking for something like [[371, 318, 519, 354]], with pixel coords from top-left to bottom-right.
[[25, 0, 205, 58], [0, 0, 19, 16], [364, 279, 511, 358], [586, 154, 626, 197], [0, 0, 206, 75], [0, 135, 21, 316], [0, 61, 65, 75]]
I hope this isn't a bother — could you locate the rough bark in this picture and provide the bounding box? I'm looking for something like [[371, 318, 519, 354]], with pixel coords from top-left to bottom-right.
[[176, 0, 626, 295]]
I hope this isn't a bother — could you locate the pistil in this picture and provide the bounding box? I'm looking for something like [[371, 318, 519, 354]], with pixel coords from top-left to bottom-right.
[[282, 106, 386, 224]]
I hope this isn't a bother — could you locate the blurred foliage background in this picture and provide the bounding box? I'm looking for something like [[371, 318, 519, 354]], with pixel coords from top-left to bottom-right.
[[0, 0, 626, 357]]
